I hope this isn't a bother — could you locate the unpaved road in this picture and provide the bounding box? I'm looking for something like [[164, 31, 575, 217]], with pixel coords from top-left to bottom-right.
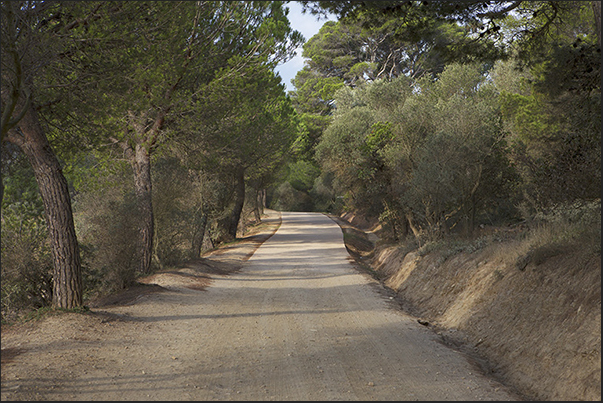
[[1, 211, 521, 401]]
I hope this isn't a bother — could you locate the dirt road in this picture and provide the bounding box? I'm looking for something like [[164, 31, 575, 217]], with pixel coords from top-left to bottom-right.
[[1, 211, 521, 401]]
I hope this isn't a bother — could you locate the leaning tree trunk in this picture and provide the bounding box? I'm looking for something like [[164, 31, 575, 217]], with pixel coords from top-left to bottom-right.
[[228, 167, 246, 240], [7, 107, 82, 308], [129, 144, 154, 274]]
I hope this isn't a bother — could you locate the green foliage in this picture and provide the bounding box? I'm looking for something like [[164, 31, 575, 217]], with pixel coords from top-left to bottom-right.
[[1, 146, 53, 321], [311, 2, 599, 240], [1, 204, 54, 322], [493, 42, 601, 211], [194, 63, 297, 170], [306, 1, 594, 61], [317, 63, 520, 241], [270, 181, 314, 212], [408, 64, 519, 236], [316, 80, 404, 223], [151, 157, 198, 268], [310, 171, 342, 213], [365, 122, 394, 153], [499, 91, 556, 142], [74, 169, 140, 296], [269, 159, 322, 211], [289, 9, 487, 199], [285, 160, 321, 193], [290, 113, 332, 161], [301, 13, 495, 83], [291, 68, 344, 115], [1, 144, 43, 212]]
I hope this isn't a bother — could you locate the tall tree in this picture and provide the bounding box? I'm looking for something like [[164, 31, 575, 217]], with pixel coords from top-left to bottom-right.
[[290, 5, 498, 167], [61, 1, 302, 273], [303, 1, 601, 63], [0, 1, 93, 308], [493, 2, 601, 210], [192, 63, 298, 240]]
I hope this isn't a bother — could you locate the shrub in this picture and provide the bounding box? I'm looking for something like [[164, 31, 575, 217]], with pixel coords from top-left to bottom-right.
[[74, 178, 140, 298], [270, 181, 313, 212], [1, 201, 53, 322]]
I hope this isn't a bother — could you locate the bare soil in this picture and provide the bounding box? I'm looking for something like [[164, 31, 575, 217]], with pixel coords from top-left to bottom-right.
[[1, 212, 283, 401], [334, 211, 601, 401]]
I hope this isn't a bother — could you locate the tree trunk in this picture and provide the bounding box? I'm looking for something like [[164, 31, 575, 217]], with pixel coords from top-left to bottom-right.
[[130, 144, 154, 274], [464, 193, 476, 237], [440, 213, 450, 236], [253, 189, 262, 223], [190, 205, 208, 258], [228, 167, 246, 239], [397, 210, 409, 239], [593, 1, 601, 47], [382, 200, 399, 241], [259, 189, 266, 213], [405, 211, 422, 245], [7, 107, 82, 308]]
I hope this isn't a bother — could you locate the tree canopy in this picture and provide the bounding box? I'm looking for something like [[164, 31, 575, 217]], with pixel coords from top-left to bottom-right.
[[283, 0, 599, 242]]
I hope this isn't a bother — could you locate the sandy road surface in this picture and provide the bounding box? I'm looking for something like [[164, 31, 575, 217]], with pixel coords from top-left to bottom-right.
[[1, 211, 520, 401]]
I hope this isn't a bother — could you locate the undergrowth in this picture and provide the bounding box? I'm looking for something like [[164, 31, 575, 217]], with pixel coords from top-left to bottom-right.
[[407, 200, 600, 266]]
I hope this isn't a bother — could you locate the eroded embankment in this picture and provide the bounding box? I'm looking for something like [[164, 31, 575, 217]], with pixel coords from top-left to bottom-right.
[[336, 214, 601, 401]]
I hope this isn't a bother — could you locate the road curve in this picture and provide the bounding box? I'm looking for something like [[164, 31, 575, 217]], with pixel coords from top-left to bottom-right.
[[178, 211, 518, 400]]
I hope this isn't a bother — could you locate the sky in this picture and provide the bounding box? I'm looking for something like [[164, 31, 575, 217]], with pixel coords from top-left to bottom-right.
[[275, 1, 337, 93]]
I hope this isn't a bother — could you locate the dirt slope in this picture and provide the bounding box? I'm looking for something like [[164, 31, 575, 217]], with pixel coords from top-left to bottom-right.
[[333, 212, 601, 401]]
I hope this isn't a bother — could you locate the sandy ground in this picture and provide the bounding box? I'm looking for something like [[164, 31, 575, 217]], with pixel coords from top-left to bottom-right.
[[1, 210, 522, 401]]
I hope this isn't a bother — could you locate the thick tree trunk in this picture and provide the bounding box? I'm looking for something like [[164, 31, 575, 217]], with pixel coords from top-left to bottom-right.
[[228, 167, 246, 240], [130, 144, 154, 274], [7, 107, 82, 308]]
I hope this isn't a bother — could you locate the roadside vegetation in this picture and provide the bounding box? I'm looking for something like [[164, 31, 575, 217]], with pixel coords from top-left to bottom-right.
[[2, 0, 600, 335], [1, 1, 303, 321], [278, 0, 600, 270]]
